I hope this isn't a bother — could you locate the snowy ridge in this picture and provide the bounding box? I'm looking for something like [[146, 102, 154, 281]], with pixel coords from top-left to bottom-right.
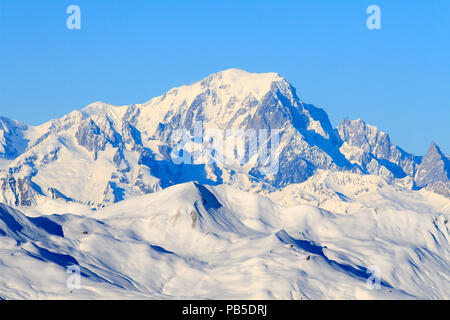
[[269, 170, 450, 215], [0, 69, 449, 299], [1, 182, 448, 299], [1, 69, 448, 207]]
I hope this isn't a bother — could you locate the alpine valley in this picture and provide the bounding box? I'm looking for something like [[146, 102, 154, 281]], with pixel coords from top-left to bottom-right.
[[0, 69, 449, 299]]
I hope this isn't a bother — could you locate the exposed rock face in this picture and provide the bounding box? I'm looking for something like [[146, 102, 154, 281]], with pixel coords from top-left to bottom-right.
[[0, 174, 42, 206], [337, 118, 420, 180], [0, 69, 448, 206], [75, 118, 122, 160], [416, 143, 450, 188], [426, 181, 450, 199]]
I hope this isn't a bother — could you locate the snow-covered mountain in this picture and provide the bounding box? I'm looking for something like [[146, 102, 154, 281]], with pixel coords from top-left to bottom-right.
[[1, 69, 449, 300], [1, 181, 448, 299], [1, 69, 448, 207]]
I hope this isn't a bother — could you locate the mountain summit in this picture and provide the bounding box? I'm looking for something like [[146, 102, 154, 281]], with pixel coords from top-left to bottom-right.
[[0, 69, 448, 206]]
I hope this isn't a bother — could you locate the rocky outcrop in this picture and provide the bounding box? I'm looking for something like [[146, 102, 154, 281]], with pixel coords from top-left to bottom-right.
[[337, 118, 420, 180], [415, 142, 450, 188]]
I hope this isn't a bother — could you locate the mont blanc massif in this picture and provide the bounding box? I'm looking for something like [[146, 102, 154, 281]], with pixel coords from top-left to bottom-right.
[[0, 69, 449, 299]]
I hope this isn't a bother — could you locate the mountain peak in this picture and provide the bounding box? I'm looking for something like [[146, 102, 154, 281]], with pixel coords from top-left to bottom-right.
[[81, 101, 129, 121], [210, 68, 282, 81], [415, 141, 449, 187], [0, 116, 27, 132], [427, 141, 443, 156], [196, 68, 286, 100]]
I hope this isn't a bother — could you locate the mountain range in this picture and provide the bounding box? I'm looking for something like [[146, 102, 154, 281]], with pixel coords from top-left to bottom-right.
[[1, 69, 449, 207], [0, 69, 449, 299]]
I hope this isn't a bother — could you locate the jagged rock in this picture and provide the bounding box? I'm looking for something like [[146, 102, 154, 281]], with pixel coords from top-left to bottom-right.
[[415, 142, 450, 188], [337, 118, 420, 179]]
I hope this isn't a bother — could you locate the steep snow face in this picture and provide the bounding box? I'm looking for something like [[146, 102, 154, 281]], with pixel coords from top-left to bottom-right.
[[0, 203, 51, 242], [0, 117, 29, 160], [3, 182, 449, 299]]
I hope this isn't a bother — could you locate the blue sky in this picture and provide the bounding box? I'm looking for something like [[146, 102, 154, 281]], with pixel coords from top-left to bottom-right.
[[0, 0, 449, 155]]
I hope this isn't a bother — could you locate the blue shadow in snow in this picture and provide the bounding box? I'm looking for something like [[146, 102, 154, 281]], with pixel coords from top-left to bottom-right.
[[34, 245, 79, 268], [0, 207, 24, 233], [29, 216, 64, 237], [195, 183, 222, 210], [150, 245, 174, 254], [276, 230, 393, 288], [24, 244, 138, 291]]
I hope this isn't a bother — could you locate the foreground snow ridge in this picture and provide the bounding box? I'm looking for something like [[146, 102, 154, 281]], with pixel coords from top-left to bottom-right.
[[1, 181, 449, 299], [0, 69, 449, 299]]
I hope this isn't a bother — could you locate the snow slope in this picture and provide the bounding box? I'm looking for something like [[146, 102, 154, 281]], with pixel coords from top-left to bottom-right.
[[269, 170, 450, 215], [2, 180, 448, 299]]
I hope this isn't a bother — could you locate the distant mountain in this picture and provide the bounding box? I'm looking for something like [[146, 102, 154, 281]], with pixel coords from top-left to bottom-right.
[[416, 143, 450, 198], [0, 69, 448, 206], [416, 142, 450, 186], [1, 70, 449, 300]]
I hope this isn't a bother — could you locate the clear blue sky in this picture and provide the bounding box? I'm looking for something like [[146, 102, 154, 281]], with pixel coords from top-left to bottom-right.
[[0, 0, 449, 155]]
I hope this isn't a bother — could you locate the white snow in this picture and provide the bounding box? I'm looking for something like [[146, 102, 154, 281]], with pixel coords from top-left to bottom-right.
[[0, 69, 449, 300], [1, 176, 448, 300]]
